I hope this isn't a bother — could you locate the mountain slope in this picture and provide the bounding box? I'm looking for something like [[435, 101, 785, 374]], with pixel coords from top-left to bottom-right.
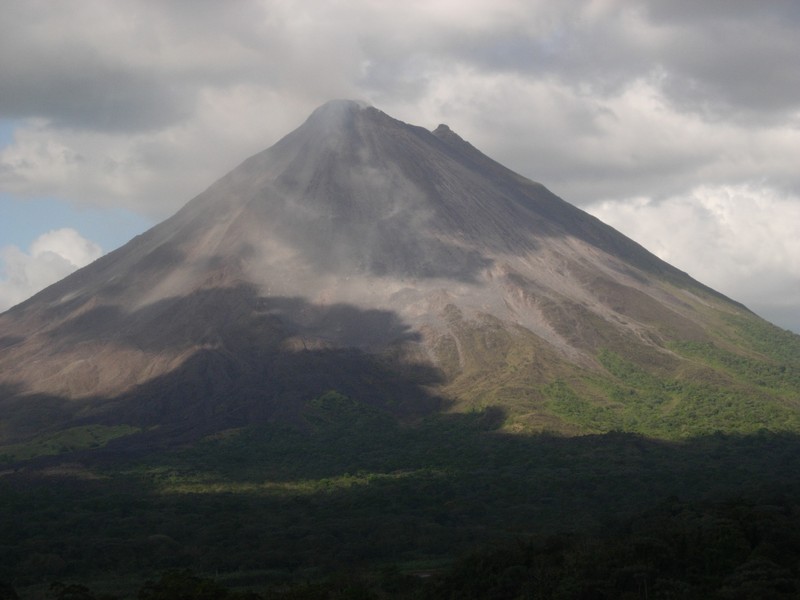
[[0, 99, 797, 448]]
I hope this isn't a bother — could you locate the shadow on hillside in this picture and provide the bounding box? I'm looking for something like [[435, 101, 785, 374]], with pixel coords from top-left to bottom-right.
[[0, 349, 446, 457], [1, 285, 446, 451], [0, 335, 24, 350], [91, 339, 447, 446], [3, 404, 800, 584], [0, 383, 81, 444], [43, 283, 423, 352]]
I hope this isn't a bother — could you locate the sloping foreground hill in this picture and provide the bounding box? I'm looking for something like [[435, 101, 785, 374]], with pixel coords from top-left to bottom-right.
[[2, 304, 799, 466]]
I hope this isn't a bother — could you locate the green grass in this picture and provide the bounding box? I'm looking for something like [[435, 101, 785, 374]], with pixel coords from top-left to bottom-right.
[[544, 380, 622, 432], [722, 313, 800, 364], [670, 339, 800, 395], [430, 302, 800, 439], [540, 343, 800, 439], [0, 424, 140, 462]]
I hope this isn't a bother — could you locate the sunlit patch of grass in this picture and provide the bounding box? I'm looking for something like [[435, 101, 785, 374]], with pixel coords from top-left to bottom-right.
[[148, 467, 447, 496]]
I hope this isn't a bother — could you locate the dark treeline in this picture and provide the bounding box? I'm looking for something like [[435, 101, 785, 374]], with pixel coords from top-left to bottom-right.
[[4, 492, 800, 599], [3, 401, 800, 597]]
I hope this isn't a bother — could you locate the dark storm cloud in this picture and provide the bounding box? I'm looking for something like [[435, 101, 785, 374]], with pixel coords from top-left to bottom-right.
[[0, 62, 192, 133], [4, 1, 799, 132], [0, 0, 280, 132], [386, 2, 800, 124], [644, 1, 800, 121], [0, 3, 186, 131]]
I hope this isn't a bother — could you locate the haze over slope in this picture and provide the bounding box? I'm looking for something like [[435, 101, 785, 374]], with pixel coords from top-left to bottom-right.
[[0, 100, 795, 445]]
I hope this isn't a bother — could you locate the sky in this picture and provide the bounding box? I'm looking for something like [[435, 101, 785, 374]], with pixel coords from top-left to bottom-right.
[[1, 1, 799, 333]]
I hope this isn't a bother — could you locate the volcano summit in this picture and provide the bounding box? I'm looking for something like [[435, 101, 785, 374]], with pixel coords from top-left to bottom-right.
[[0, 100, 796, 445]]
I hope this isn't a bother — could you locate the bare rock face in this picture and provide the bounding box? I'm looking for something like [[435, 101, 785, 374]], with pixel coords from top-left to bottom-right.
[[0, 100, 754, 442]]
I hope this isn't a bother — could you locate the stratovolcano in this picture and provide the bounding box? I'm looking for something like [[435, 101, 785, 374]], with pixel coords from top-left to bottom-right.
[[0, 99, 795, 446]]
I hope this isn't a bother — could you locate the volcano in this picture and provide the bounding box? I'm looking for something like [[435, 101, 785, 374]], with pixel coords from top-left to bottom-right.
[[1, 100, 796, 446]]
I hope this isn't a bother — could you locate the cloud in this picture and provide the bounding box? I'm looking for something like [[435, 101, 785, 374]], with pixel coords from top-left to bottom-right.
[[0, 2, 189, 132], [2, 1, 798, 216], [0, 228, 102, 311], [642, 1, 800, 119], [0, 1, 799, 330]]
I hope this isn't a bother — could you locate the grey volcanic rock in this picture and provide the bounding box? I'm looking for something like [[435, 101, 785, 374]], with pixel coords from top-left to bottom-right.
[[0, 100, 752, 442]]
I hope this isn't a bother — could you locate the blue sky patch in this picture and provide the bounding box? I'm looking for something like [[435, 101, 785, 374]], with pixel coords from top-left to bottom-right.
[[0, 120, 17, 148], [0, 194, 153, 253]]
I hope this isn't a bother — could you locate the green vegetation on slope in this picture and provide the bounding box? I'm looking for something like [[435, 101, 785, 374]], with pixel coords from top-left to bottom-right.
[[0, 425, 140, 463], [722, 313, 800, 364], [433, 304, 800, 438], [543, 347, 800, 438]]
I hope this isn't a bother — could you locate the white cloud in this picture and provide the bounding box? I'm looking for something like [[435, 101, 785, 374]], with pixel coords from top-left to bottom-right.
[[400, 70, 800, 208], [587, 184, 800, 332], [2, 1, 799, 216], [0, 228, 102, 311]]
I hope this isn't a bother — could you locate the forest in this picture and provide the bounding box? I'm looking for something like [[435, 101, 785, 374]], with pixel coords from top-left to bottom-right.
[[3, 391, 800, 598]]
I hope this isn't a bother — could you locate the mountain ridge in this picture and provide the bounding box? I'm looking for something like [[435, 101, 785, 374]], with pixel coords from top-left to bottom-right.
[[0, 99, 794, 448]]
